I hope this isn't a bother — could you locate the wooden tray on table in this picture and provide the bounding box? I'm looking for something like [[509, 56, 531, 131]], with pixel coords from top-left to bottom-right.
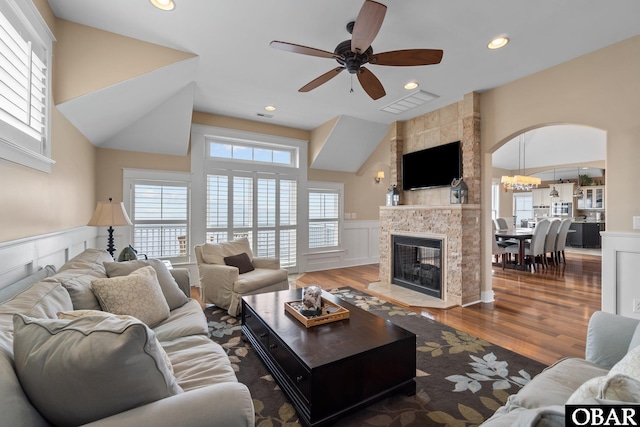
[[284, 297, 350, 328]]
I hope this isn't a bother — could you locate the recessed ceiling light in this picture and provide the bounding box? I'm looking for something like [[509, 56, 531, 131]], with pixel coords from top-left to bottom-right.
[[150, 0, 175, 11], [264, 105, 276, 112], [403, 81, 419, 90], [487, 36, 509, 50]]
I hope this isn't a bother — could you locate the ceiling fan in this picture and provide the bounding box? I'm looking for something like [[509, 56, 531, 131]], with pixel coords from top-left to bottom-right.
[[270, 0, 443, 100]]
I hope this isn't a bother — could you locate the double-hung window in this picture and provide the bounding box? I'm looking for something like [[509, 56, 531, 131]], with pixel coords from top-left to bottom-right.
[[0, 1, 54, 172], [308, 183, 342, 251], [124, 170, 190, 263]]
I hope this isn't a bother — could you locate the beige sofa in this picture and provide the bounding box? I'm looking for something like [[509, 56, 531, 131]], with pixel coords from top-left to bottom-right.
[[0, 248, 254, 427], [195, 237, 289, 316], [481, 311, 640, 426]]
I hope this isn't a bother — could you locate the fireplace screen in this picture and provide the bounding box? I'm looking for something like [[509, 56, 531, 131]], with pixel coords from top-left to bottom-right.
[[392, 235, 442, 299]]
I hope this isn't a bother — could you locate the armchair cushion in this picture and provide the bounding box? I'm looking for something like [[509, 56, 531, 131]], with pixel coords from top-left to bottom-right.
[[201, 237, 253, 265], [224, 253, 255, 274]]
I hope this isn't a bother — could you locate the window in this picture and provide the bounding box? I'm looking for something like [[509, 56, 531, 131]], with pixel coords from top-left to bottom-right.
[[206, 172, 298, 268], [308, 183, 342, 251], [513, 193, 533, 228], [208, 138, 296, 167], [491, 182, 500, 220], [124, 170, 191, 262], [0, 1, 54, 172]]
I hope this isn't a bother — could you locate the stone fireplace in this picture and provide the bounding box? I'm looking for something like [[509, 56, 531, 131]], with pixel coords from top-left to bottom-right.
[[374, 92, 481, 307]]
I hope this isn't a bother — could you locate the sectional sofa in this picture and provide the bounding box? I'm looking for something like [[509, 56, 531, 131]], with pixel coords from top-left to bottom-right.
[[0, 248, 254, 426], [482, 311, 640, 426]]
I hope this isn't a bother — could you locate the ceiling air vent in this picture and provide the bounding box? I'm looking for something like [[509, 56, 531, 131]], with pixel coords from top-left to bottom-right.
[[255, 112, 274, 118], [380, 90, 439, 115]]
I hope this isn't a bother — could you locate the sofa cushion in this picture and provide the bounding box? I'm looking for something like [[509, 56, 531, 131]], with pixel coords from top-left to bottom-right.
[[0, 265, 56, 304], [497, 358, 608, 412], [0, 280, 73, 331], [54, 249, 114, 310], [0, 349, 50, 427], [567, 374, 640, 404], [104, 259, 189, 310], [224, 252, 255, 274], [153, 299, 208, 342], [201, 237, 253, 265], [161, 334, 238, 392], [92, 266, 170, 327], [13, 313, 182, 427]]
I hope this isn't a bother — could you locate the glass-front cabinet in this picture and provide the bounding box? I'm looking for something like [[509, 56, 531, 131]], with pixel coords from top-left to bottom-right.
[[577, 186, 605, 209]]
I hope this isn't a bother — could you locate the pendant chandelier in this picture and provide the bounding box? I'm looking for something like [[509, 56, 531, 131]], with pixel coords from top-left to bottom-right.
[[549, 169, 559, 198], [501, 133, 541, 191]]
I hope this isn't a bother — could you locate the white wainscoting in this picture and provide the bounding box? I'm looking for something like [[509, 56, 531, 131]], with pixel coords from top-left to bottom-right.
[[0, 226, 98, 290], [601, 232, 640, 318], [304, 220, 379, 272]]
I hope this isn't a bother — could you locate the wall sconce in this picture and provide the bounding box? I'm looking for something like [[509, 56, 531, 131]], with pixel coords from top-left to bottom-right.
[[375, 171, 385, 183]]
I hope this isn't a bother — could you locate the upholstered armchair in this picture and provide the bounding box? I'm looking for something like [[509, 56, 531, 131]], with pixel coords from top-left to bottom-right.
[[194, 238, 289, 316]]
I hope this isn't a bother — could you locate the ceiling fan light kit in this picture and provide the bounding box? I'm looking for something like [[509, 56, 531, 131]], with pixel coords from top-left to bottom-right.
[[269, 0, 443, 100]]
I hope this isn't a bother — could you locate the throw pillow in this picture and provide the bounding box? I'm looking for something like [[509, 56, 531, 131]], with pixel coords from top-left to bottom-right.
[[224, 252, 255, 274], [566, 374, 640, 404], [13, 313, 182, 427], [103, 259, 188, 310], [201, 237, 253, 265], [57, 310, 174, 374], [91, 266, 170, 327], [610, 343, 640, 380]]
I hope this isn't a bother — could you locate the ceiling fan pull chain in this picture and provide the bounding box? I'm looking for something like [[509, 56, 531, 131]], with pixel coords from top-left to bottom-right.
[[350, 75, 354, 93]]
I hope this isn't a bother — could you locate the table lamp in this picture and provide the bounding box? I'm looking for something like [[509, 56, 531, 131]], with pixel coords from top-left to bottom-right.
[[87, 198, 133, 258]]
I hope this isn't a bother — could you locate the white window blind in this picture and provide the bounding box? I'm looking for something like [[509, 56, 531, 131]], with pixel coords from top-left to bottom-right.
[[309, 190, 340, 249], [0, 2, 52, 171], [132, 183, 189, 259], [206, 173, 297, 268]]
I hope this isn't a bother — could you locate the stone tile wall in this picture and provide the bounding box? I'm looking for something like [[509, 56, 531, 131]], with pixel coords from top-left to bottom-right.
[[380, 92, 481, 305]]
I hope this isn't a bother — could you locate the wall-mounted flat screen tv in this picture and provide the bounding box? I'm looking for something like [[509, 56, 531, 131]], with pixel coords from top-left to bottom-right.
[[402, 141, 462, 190]]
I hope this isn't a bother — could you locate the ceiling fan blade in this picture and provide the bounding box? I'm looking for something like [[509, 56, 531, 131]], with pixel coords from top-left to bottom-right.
[[351, 0, 387, 54], [357, 67, 386, 100], [299, 67, 345, 92], [270, 41, 339, 59], [370, 49, 444, 66]]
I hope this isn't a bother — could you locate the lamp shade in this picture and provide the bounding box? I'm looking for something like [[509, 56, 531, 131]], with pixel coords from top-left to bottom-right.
[[87, 200, 132, 227]]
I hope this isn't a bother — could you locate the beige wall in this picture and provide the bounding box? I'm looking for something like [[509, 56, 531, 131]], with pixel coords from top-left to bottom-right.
[[53, 19, 195, 103], [480, 34, 640, 295], [0, 1, 97, 243]]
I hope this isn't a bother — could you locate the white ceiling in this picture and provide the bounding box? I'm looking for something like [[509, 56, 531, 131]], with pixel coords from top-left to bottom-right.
[[492, 125, 607, 180], [47, 0, 640, 168]]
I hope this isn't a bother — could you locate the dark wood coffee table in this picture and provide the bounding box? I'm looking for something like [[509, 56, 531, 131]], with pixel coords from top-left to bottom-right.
[[242, 289, 416, 427]]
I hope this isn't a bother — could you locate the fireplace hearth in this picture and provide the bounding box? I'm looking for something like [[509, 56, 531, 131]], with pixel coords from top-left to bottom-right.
[[392, 235, 443, 299]]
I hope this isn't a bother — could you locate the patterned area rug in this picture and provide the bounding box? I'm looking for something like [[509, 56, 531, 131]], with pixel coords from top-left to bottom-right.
[[204, 288, 546, 427]]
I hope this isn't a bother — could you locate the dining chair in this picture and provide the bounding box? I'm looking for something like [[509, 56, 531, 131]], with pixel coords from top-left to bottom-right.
[[496, 217, 510, 230], [491, 222, 507, 269], [543, 219, 562, 266], [554, 218, 573, 264], [506, 219, 550, 271]]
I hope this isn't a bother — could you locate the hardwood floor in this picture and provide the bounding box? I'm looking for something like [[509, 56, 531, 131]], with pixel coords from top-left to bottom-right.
[[295, 252, 602, 366]]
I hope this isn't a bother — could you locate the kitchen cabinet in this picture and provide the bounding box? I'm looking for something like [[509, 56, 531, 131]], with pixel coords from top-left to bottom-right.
[[532, 188, 551, 207], [577, 186, 605, 209], [568, 222, 604, 248], [557, 183, 575, 203]]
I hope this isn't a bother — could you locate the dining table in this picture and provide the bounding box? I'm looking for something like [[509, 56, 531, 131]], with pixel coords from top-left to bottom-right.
[[494, 228, 533, 270]]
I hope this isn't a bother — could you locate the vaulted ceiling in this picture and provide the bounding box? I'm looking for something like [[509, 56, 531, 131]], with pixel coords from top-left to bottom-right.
[[47, 0, 640, 169]]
